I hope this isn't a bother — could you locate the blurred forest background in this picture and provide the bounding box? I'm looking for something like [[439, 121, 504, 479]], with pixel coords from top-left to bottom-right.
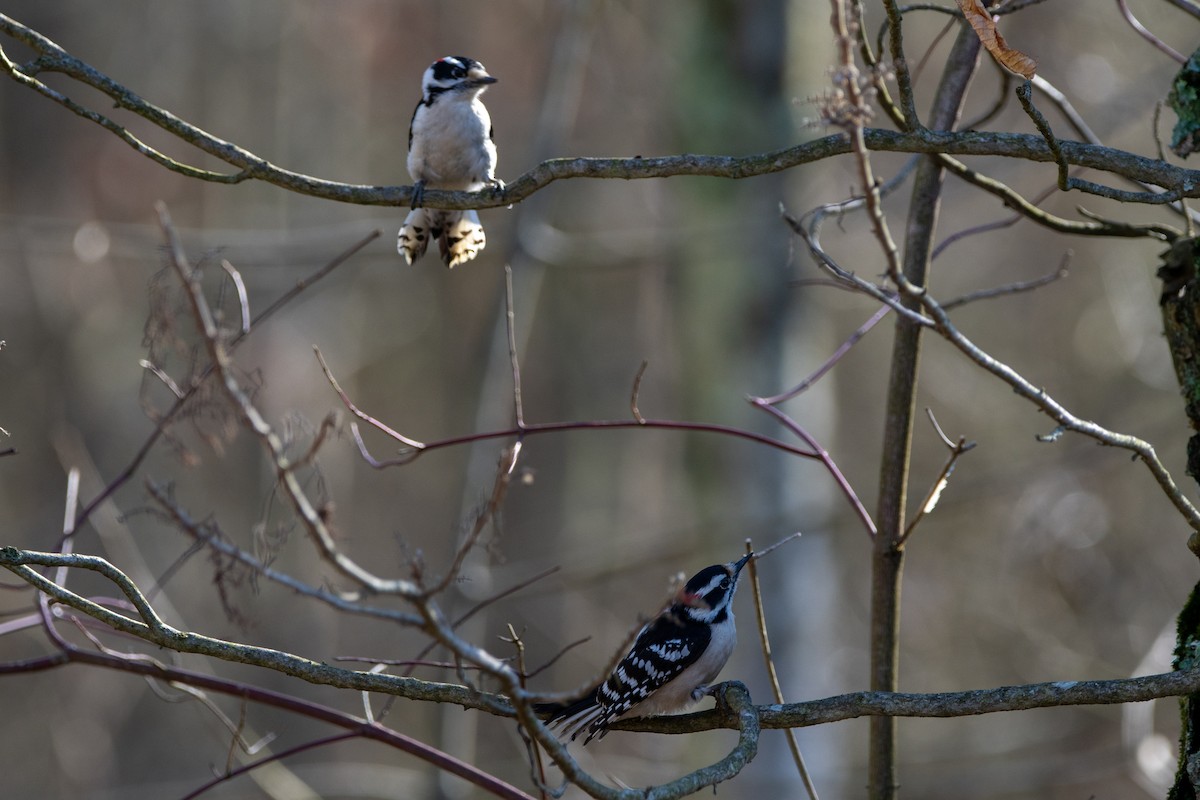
[[1, 1, 1198, 798]]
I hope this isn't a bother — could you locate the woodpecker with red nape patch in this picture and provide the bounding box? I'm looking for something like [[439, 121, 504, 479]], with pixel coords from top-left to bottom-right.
[[536, 553, 751, 744]]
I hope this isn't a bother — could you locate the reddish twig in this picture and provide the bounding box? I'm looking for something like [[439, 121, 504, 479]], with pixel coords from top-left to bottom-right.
[[749, 399, 878, 538], [757, 305, 891, 405], [180, 732, 359, 800]]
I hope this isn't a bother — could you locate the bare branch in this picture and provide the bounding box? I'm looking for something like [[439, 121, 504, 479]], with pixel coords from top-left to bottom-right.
[[744, 540, 819, 799], [2, 13, 1200, 210], [916, 291, 1200, 543], [748, 399, 879, 538], [422, 443, 519, 598], [219, 260, 251, 337], [24, 621, 537, 800], [942, 251, 1071, 309], [145, 480, 423, 626], [898, 410, 975, 544], [179, 733, 358, 800], [322, 348, 824, 470], [757, 305, 891, 405], [505, 265, 527, 429], [70, 229, 376, 534], [1018, 80, 1187, 204], [9, 544, 1200, 750], [630, 360, 649, 424], [157, 203, 420, 596], [612, 669, 1200, 734], [1117, 0, 1187, 63], [138, 359, 185, 399]]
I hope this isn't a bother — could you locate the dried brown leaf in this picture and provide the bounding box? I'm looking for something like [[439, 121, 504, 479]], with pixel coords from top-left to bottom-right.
[[956, 0, 1038, 79]]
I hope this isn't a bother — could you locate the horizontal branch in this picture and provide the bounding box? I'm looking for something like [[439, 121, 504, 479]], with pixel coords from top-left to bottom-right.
[[0, 547, 485, 707], [610, 669, 1200, 734], [5, 545, 1197, 738], [23, 626, 535, 800], [2, 11, 1197, 210]]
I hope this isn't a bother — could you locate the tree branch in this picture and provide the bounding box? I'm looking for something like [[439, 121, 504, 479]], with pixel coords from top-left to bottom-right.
[[612, 668, 1200, 733], [2, 12, 1199, 210]]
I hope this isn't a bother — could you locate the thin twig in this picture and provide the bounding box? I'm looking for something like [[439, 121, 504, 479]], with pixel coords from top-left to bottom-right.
[[219, 259, 251, 336], [1018, 81, 1185, 205], [631, 360, 649, 424], [422, 443, 520, 598], [146, 481, 423, 626], [158, 203, 419, 596], [180, 732, 358, 800], [504, 265, 526, 429], [1117, 0, 1186, 63], [744, 539, 818, 800], [291, 411, 340, 470], [501, 624, 550, 800], [942, 252, 1071, 310], [138, 359, 186, 399], [4, 15, 1200, 207], [70, 229, 377, 534], [916, 290, 1200, 543], [749, 398, 878, 538], [525, 636, 592, 680], [758, 305, 891, 405], [345, 415, 821, 470], [749, 531, 804, 561], [781, 208, 934, 329], [316, 350, 425, 451], [898, 410, 975, 544], [831, 0, 906, 289]]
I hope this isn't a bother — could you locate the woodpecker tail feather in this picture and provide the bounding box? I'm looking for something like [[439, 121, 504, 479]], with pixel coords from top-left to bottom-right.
[[534, 689, 612, 744], [397, 207, 431, 265], [438, 209, 486, 268], [398, 208, 486, 269]]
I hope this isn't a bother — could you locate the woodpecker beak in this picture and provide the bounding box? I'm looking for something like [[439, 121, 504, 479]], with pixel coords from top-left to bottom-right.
[[732, 552, 753, 575], [466, 68, 497, 87]]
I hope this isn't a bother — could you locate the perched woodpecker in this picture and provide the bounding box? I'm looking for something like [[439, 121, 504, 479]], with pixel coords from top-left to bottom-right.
[[536, 553, 752, 744], [397, 56, 503, 268]]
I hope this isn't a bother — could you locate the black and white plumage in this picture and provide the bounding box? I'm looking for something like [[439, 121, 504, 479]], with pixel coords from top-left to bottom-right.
[[397, 56, 502, 268], [536, 553, 752, 744]]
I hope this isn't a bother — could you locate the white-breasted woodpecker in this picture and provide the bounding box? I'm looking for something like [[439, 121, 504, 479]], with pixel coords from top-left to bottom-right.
[[397, 56, 502, 268], [536, 553, 751, 744]]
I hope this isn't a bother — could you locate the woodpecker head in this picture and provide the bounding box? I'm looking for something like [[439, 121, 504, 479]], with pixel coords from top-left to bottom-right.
[[675, 553, 752, 624], [421, 56, 497, 105]]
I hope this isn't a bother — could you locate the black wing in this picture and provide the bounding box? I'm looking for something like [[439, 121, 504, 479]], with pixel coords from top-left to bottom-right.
[[407, 99, 421, 150], [535, 612, 709, 744], [587, 614, 709, 739]]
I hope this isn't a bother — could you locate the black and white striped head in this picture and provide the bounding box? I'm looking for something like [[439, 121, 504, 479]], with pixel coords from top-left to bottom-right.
[[675, 553, 752, 624], [420, 56, 497, 105]]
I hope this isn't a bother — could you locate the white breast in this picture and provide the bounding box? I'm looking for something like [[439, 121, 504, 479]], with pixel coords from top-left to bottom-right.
[[407, 97, 496, 191]]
